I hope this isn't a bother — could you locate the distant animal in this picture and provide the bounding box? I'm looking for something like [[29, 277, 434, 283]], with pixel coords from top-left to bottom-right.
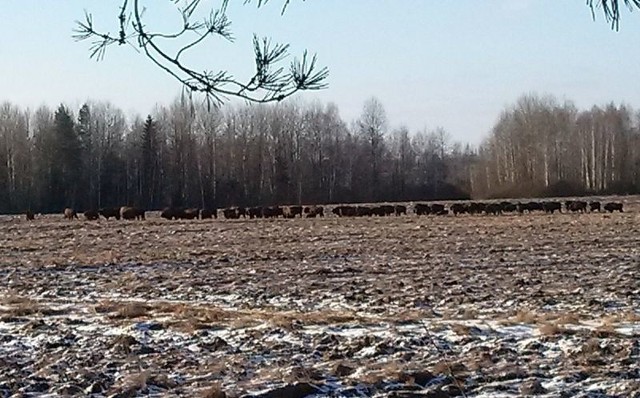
[[449, 203, 466, 216], [542, 202, 562, 214], [64, 208, 78, 220], [161, 207, 185, 220], [248, 207, 263, 219], [589, 201, 601, 212], [120, 206, 145, 220], [263, 206, 283, 218], [414, 204, 431, 216], [603, 202, 623, 213], [99, 207, 121, 220], [484, 203, 502, 215], [394, 205, 407, 216], [468, 202, 486, 214], [200, 208, 216, 219], [25, 210, 34, 221], [283, 205, 303, 219], [568, 201, 587, 213], [355, 206, 372, 217], [84, 210, 100, 221], [183, 208, 200, 220], [332, 205, 356, 217], [501, 202, 517, 213], [223, 207, 240, 219], [304, 206, 324, 218], [431, 204, 446, 215]]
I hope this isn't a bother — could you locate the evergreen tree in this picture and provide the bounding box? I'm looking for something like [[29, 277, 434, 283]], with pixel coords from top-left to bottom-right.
[[51, 105, 81, 210], [140, 115, 159, 209]]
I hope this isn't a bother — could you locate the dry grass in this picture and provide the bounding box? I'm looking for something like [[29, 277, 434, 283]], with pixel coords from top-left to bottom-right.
[[113, 302, 151, 319], [200, 384, 226, 398], [450, 323, 471, 336], [514, 309, 540, 324], [538, 322, 567, 336]]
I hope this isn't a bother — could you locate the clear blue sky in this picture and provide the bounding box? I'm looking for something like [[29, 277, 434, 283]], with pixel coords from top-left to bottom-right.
[[1, 1, 639, 144]]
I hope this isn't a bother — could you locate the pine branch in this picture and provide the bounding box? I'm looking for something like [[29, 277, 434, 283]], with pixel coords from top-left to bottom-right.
[[73, 0, 327, 106]]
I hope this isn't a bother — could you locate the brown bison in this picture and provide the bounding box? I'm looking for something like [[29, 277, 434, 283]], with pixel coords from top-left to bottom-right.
[[484, 203, 502, 215], [183, 208, 200, 220], [567, 201, 587, 213], [223, 207, 240, 219], [355, 206, 372, 217], [161, 207, 185, 220], [200, 208, 217, 219], [304, 206, 324, 218], [589, 201, 601, 212], [603, 202, 623, 212], [468, 202, 486, 214], [450, 203, 468, 216], [25, 210, 35, 221], [394, 205, 407, 216], [248, 207, 263, 219], [99, 207, 121, 220], [84, 210, 100, 221], [283, 205, 303, 219], [542, 201, 562, 214], [332, 205, 356, 217], [414, 203, 431, 216], [64, 208, 78, 220], [431, 204, 446, 215], [263, 206, 283, 218], [121, 206, 145, 220]]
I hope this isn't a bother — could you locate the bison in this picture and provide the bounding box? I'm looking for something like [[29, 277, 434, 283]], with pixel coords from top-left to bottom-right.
[[263, 206, 283, 218], [183, 208, 200, 220], [568, 201, 587, 213], [603, 202, 623, 212], [283, 205, 303, 219], [484, 203, 502, 215], [121, 206, 145, 220], [589, 201, 601, 212], [64, 208, 78, 220], [223, 207, 240, 219], [542, 201, 562, 214], [332, 205, 356, 217], [431, 204, 446, 215], [394, 205, 407, 216], [99, 207, 121, 220], [84, 210, 100, 221], [248, 207, 263, 219], [468, 202, 486, 215], [414, 203, 431, 216], [450, 203, 468, 216], [200, 208, 217, 219], [161, 207, 185, 220], [25, 210, 35, 221], [304, 206, 324, 218]]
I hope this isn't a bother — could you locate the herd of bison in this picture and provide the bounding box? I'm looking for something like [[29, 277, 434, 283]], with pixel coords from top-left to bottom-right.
[[22, 199, 624, 222]]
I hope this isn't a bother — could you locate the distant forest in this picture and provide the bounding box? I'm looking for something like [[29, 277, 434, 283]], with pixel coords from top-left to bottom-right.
[[0, 94, 639, 214]]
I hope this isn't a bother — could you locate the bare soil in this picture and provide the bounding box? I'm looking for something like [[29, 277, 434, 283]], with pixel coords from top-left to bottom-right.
[[0, 201, 639, 397]]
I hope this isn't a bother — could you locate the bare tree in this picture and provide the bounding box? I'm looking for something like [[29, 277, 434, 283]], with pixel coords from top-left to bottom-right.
[[73, 0, 328, 107]]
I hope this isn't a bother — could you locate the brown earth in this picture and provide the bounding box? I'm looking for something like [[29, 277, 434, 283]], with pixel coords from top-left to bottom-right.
[[0, 202, 638, 397]]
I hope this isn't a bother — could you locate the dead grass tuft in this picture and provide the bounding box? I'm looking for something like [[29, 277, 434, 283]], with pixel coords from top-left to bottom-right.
[[113, 302, 151, 319], [514, 309, 540, 324], [201, 384, 226, 398], [538, 322, 566, 336], [450, 323, 471, 336]]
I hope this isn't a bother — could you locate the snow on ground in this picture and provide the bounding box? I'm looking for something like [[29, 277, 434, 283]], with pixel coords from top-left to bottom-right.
[[0, 206, 639, 397]]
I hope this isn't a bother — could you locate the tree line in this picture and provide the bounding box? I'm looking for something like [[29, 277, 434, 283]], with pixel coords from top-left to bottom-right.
[[0, 94, 638, 214]]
